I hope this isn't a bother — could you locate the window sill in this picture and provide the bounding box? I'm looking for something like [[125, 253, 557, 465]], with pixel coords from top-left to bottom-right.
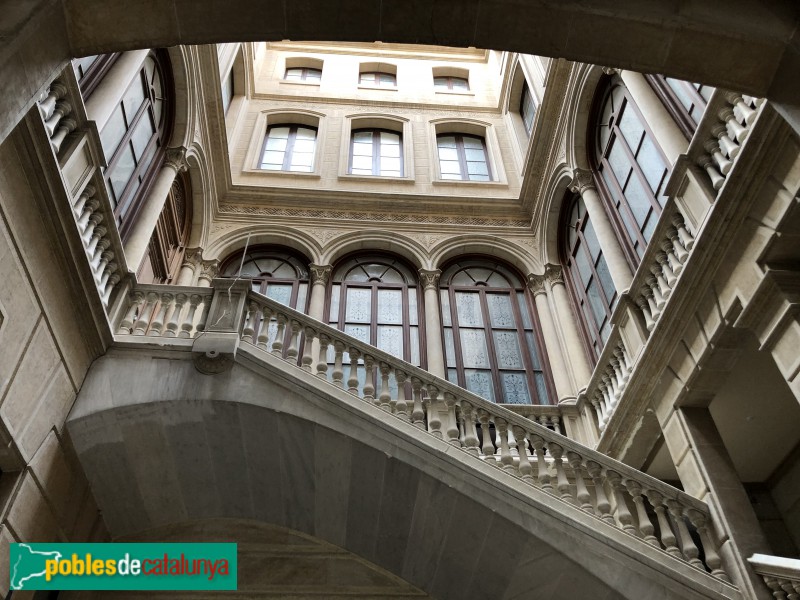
[[244, 167, 322, 179], [338, 173, 415, 184], [357, 85, 398, 92], [432, 178, 507, 188], [434, 89, 475, 97], [279, 80, 321, 87]]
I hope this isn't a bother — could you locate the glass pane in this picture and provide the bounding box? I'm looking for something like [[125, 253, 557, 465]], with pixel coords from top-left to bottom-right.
[[344, 324, 370, 344], [459, 329, 490, 368], [464, 148, 485, 162], [583, 219, 601, 261], [492, 330, 523, 369], [296, 127, 316, 140], [377, 289, 403, 324], [465, 370, 494, 401], [618, 103, 644, 151], [437, 147, 458, 161], [100, 105, 127, 161], [517, 293, 532, 328], [467, 160, 488, 176], [329, 284, 340, 321], [607, 139, 632, 189], [440, 290, 452, 326], [595, 255, 615, 304], [130, 114, 155, 160], [265, 283, 293, 306], [624, 173, 652, 229], [351, 155, 372, 170], [293, 139, 315, 153], [587, 280, 607, 330], [408, 289, 418, 325], [666, 78, 694, 111], [525, 331, 541, 369], [637, 135, 667, 196], [440, 161, 461, 175], [455, 292, 482, 327], [500, 373, 531, 405], [410, 327, 420, 366], [462, 136, 483, 149], [345, 288, 372, 323], [437, 135, 456, 148], [265, 136, 288, 151], [110, 144, 136, 199], [487, 294, 515, 328], [122, 77, 146, 124], [261, 150, 285, 169], [444, 327, 456, 367], [447, 369, 458, 384], [377, 325, 403, 358], [574, 245, 593, 288], [296, 283, 308, 312], [451, 78, 469, 91], [534, 373, 549, 404]]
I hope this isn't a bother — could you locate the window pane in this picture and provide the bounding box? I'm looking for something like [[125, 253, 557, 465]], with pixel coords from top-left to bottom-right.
[[586, 280, 607, 330], [100, 106, 127, 161], [517, 293, 532, 328], [444, 327, 456, 367], [122, 77, 146, 124], [624, 173, 652, 229], [410, 327, 420, 366], [607, 139, 632, 189], [465, 370, 494, 401], [110, 144, 136, 199], [460, 329, 490, 368], [524, 331, 541, 369], [583, 219, 601, 261], [440, 290, 452, 326], [595, 255, 615, 304], [500, 373, 530, 404], [492, 330, 523, 369], [345, 288, 371, 323], [344, 324, 370, 345], [130, 114, 155, 160], [377, 289, 403, 324], [377, 325, 403, 358], [261, 150, 285, 169], [265, 283, 293, 306], [329, 284, 340, 321], [637, 135, 667, 196], [618, 103, 644, 151], [455, 292, 483, 326], [574, 245, 593, 288], [487, 294, 515, 327]]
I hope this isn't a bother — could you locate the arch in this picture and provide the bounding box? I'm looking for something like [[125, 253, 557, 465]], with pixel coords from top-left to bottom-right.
[[430, 234, 539, 275], [204, 225, 323, 264], [320, 230, 426, 270]]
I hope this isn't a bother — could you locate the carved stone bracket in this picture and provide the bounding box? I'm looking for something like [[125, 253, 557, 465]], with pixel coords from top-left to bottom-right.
[[569, 168, 596, 195], [309, 264, 332, 286], [419, 269, 441, 290]]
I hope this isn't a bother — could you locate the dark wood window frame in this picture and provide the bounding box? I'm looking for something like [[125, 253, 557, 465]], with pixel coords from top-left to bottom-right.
[[645, 74, 711, 139], [260, 124, 318, 172], [348, 128, 403, 177], [436, 132, 493, 182], [73, 53, 121, 98], [140, 171, 192, 284], [520, 83, 537, 135], [284, 67, 322, 82], [434, 75, 469, 91], [439, 258, 555, 405], [590, 77, 671, 267], [358, 71, 397, 87]]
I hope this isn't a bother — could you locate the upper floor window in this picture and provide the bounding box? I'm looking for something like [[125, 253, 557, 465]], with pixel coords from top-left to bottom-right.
[[284, 67, 321, 83], [647, 75, 713, 138], [349, 129, 402, 177], [440, 259, 551, 405], [359, 72, 397, 87], [521, 84, 537, 135], [260, 124, 317, 172], [593, 79, 669, 260], [98, 51, 170, 239], [437, 133, 491, 181], [221, 71, 234, 115], [434, 76, 469, 92], [138, 173, 191, 284], [72, 54, 120, 97]]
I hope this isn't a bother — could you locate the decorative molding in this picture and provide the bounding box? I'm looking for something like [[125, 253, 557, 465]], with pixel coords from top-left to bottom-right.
[[210, 222, 241, 236], [569, 168, 595, 195], [418, 269, 441, 290], [413, 233, 448, 250], [544, 263, 565, 286], [307, 227, 352, 245], [526, 273, 548, 296], [309, 264, 333, 286]]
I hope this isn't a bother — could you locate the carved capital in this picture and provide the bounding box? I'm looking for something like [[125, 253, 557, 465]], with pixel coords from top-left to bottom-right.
[[569, 168, 595, 195], [601, 66, 620, 76], [526, 273, 547, 297], [182, 247, 203, 269], [309, 264, 332, 286], [544, 264, 565, 286], [418, 269, 441, 290], [198, 259, 219, 281], [164, 146, 188, 173]]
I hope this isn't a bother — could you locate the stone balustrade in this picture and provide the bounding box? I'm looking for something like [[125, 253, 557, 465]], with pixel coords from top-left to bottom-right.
[[37, 76, 77, 156], [230, 287, 730, 583], [748, 554, 800, 599], [114, 285, 213, 338], [585, 333, 634, 434]]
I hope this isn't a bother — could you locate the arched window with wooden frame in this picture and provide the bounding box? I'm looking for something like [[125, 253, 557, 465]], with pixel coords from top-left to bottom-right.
[[72, 54, 121, 97], [559, 194, 617, 361], [645, 75, 713, 138], [137, 171, 192, 284], [591, 76, 670, 262], [439, 258, 553, 405], [220, 246, 310, 311]]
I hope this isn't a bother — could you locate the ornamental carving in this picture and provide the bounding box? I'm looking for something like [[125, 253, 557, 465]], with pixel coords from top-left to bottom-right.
[[526, 273, 547, 296], [165, 146, 188, 173], [199, 259, 219, 281], [309, 264, 332, 286], [181, 247, 203, 270], [418, 269, 441, 290], [544, 264, 565, 286], [569, 168, 595, 195]]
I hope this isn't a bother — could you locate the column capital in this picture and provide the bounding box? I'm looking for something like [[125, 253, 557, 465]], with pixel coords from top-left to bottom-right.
[[418, 269, 441, 290], [544, 263, 565, 286], [164, 146, 188, 173], [309, 264, 332, 286], [526, 273, 548, 296], [601, 66, 620, 76], [182, 247, 203, 268], [569, 168, 596, 195], [198, 258, 219, 282]]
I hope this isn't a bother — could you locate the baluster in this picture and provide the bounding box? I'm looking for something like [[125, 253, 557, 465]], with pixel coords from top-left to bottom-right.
[[301, 326, 316, 371], [666, 500, 704, 568], [610, 355, 625, 393], [362, 355, 375, 402], [625, 480, 659, 545], [538, 414, 550, 431], [164, 293, 186, 337], [77, 197, 99, 233], [94, 246, 112, 281], [478, 410, 495, 463], [118, 291, 144, 334], [495, 419, 515, 473], [133, 292, 158, 335], [719, 107, 748, 144], [394, 370, 408, 419], [256, 305, 273, 349], [657, 250, 677, 290], [648, 274, 666, 310], [591, 396, 607, 431], [316, 334, 330, 379], [37, 82, 66, 120], [567, 452, 593, 512], [687, 509, 729, 581], [148, 293, 173, 336], [272, 314, 287, 356], [651, 264, 670, 304], [663, 240, 683, 277], [461, 402, 480, 456], [424, 384, 443, 439], [242, 301, 258, 342], [197, 294, 213, 333], [645, 490, 681, 557], [378, 362, 392, 410], [443, 392, 460, 445], [614, 346, 630, 385], [332, 340, 345, 387], [347, 347, 361, 394], [585, 461, 614, 525], [699, 156, 725, 191], [728, 93, 757, 127], [410, 377, 425, 429], [644, 285, 661, 323], [512, 426, 534, 483], [672, 215, 695, 252], [72, 185, 94, 217], [101, 267, 119, 306], [547, 443, 573, 503], [51, 117, 77, 154], [44, 99, 69, 136], [551, 416, 562, 436], [529, 435, 552, 492], [179, 294, 201, 338], [781, 580, 799, 600], [606, 471, 637, 534], [765, 577, 788, 600], [713, 123, 740, 160], [602, 374, 618, 411], [705, 140, 733, 175], [636, 296, 655, 332], [285, 320, 300, 363], [84, 213, 103, 248]]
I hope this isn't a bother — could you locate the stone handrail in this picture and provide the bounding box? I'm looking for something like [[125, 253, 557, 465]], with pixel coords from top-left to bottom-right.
[[183, 282, 730, 583], [748, 554, 800, 598], [114, 285, 213, 339]]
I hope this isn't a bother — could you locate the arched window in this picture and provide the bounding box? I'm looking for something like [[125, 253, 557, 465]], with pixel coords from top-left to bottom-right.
[[328, 255, 424, 368], [349, 129, 402, 176], [260, 125, 317, 172], [593, 78, 669, 260], [561, 195, 616, 359], [220, 247, 310, 310], [440, 259, 551, 405], [646, 75, 713, 138], [99, 50, 172, 240], [436, 133, 491, 181]]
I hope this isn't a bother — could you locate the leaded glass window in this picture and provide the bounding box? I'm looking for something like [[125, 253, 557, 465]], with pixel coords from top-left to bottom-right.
[[440, 260, 551, 404]]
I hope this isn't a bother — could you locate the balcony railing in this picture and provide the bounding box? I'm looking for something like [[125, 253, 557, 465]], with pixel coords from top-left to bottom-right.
[[112, 278, 736, 586], [748, 554, 800, 599]]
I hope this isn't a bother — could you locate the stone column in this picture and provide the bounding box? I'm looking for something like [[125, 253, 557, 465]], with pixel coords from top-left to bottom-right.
[[527, 274, 572, 401], [570, 168, 634, 292], [197, 260, 219, 287], [124, 147, 187, 272], [544, 264, 592, 389], [620, 70, 688, 163], [307, 264, 332, 321], [84, 50, 150, 131], [176, 247, 202, 286], [419, 269, 445, 378]]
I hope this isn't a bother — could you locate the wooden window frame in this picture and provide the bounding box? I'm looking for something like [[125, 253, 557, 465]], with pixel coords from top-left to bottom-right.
[[284, 67, 322, 82], [434, 75, 469, 91], [436, 133, 492, 182], [358, 71, 397, 87], [645, 74, 710, 139], [74, 53, 121, 98], [520, 83, 536, 135], [348, 128, 403, 177], [140, 172, 192, 284], [260, 124, 318, 172]]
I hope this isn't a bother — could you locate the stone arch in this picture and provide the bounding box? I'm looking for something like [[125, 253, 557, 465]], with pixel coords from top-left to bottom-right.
[[429, 234, 539, 275], [320, 230, 426, 269], [538, 167, 577, 266], [165, 45, 196, 151], [204, 225, 322, 264]]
